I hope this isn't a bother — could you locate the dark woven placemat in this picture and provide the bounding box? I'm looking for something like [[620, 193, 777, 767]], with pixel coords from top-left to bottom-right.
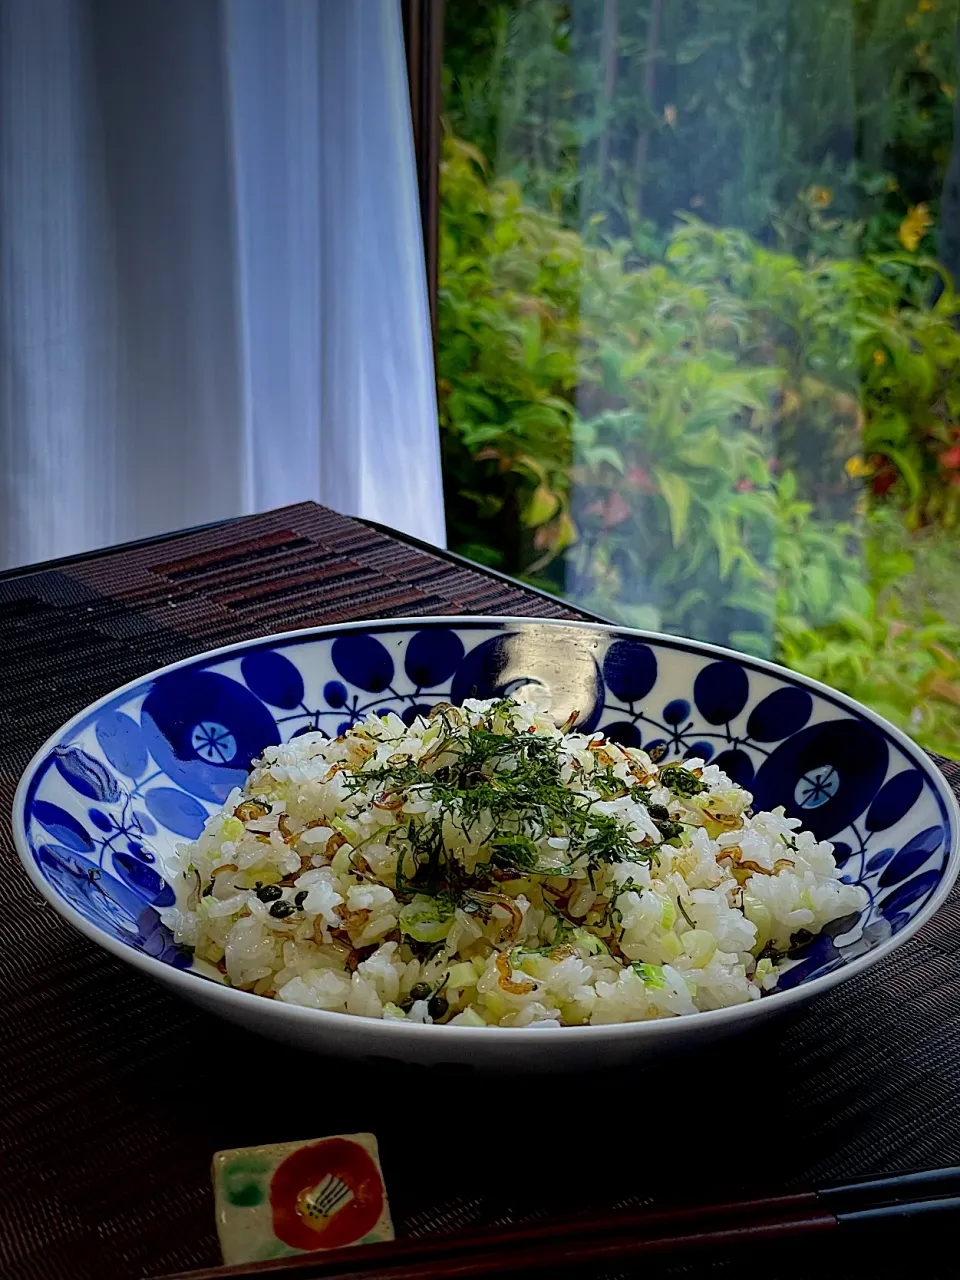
[[1, 501, 958, 1280]]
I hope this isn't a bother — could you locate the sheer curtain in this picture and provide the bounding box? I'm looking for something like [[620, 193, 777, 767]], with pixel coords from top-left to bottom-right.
[[0, 0, 444, 572]]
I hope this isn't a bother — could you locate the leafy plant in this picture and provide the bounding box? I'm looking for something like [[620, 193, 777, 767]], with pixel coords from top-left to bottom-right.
[[443, 0, 959, 265], [778, 601, 960, 762], [438, 133, 960, 756], [438, 1, 960, 757]]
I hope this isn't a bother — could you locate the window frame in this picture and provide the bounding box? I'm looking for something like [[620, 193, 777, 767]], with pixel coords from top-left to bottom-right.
[[401, 0, 444, 347]]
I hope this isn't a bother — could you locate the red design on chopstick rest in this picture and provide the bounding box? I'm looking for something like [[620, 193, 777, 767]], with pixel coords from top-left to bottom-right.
[[270, 1137, 384, 1251]]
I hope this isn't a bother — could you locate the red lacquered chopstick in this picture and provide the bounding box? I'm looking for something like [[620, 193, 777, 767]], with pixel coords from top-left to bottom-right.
[[159, 1166, 960, 1280]]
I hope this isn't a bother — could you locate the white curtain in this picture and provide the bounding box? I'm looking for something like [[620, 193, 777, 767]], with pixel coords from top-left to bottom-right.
[[0, 0, 445, 572]]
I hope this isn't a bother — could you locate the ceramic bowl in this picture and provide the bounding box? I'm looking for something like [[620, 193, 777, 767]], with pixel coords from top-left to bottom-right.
[[13, 617, 959, 1071]]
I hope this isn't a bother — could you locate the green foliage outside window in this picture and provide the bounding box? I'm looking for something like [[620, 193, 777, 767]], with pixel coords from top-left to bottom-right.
[[438, 1, 960, 758]]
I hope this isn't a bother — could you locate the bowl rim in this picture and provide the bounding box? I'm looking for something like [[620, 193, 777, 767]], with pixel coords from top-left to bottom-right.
[[13, 614, 960, 1045]]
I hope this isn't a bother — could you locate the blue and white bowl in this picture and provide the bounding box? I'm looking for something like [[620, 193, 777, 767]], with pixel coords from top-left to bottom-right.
[[13, 618, 959, 1070]]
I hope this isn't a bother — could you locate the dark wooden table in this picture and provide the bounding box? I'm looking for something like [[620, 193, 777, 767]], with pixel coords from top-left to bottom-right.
[[1, 502, 958, 1280]]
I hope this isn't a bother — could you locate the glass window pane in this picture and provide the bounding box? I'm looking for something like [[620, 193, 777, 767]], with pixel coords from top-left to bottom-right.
[[439, 0, 960, 760]]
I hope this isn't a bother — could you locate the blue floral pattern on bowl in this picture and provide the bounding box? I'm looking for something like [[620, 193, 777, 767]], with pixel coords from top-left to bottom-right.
[[14, 619, 959, 1003]]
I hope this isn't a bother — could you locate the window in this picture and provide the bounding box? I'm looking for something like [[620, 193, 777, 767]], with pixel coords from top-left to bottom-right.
[[434, 0, 960, 760]]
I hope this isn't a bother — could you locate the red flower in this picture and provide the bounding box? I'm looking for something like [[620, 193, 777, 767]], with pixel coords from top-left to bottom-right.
[[872, 467, 897, 496], [734, 479, 754, 492], [601, 491, 631, 527], [270, 1139, 384, 1253], [626, 466, 656, 493], [938, 444, 960, 470], [586, 493, 631, 526]]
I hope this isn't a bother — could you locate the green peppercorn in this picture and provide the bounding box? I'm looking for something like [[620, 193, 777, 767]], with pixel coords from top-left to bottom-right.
[[256, 884, 283, 902], [409, 982, 431, 1002], [646, 803, 670, 821], [268, 899, 295, 919], [294, 890, 308, 909], [427, 995, 448, 1021]]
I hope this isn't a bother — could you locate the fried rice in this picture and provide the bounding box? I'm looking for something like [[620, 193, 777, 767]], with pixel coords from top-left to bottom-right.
[[162, 696, 866, 1027]]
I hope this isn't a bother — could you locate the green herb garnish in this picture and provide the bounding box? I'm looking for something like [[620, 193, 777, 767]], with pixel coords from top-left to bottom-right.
[[658, 765, 707, 798], [342, 700, 652, 899]]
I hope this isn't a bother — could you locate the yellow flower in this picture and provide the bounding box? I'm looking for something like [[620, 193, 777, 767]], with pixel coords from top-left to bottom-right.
[[663, 104, 677, 127], [845, 456, 874, 478], [899, 203, 933, 251], [873, 349, 887, 367], [807, 185, 833, 209], [781, 389, 802, 417]]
